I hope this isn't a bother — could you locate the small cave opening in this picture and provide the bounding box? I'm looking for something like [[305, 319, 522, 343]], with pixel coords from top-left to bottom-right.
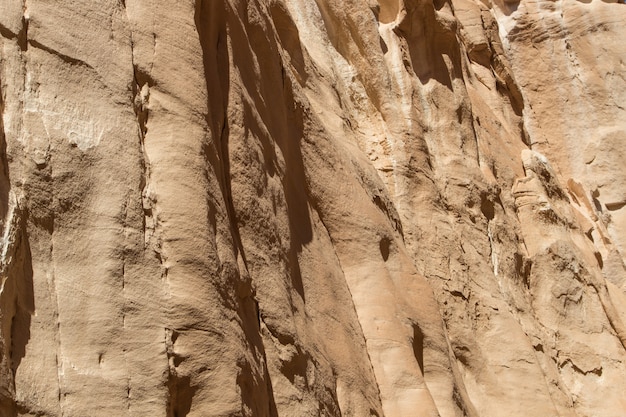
[[480, 194, 495, 221], [379, 237, 391, 261], [412, 325, 425, 375], [594, 252, 604, 269]]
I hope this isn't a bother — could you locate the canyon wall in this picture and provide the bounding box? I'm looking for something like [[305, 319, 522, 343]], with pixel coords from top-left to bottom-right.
[[1, 0, 625, 416]]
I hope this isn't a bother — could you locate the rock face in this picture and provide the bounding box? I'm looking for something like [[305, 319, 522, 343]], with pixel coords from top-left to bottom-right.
[[0, 0, 625, 415]]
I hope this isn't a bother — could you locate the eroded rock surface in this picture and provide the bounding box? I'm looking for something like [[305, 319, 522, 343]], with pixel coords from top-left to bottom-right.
[[0, 0, 625, 416]]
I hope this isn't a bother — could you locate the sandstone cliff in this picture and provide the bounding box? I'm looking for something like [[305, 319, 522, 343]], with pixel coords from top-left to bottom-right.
[[1, 0, 625, 416]]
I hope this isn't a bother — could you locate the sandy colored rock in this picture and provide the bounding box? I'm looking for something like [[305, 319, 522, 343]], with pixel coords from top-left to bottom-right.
[[0, 0, 625, 416]]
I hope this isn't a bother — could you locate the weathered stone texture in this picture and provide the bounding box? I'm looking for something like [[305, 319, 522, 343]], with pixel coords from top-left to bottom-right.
[[1, 0, 625, 416]]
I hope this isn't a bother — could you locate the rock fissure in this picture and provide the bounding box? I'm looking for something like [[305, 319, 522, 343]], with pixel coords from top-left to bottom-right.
[[27, 39, 92, 69]]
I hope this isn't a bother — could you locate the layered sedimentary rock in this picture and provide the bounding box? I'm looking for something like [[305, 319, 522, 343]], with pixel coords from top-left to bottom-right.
[[0, 0, 625, 416]]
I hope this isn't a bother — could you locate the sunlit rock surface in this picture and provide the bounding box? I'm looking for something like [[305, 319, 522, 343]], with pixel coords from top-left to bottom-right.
[[1, 0, 625, 416]]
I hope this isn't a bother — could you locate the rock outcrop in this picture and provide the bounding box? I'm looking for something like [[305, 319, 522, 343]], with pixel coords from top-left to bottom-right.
[[1, 0, 625, 416]]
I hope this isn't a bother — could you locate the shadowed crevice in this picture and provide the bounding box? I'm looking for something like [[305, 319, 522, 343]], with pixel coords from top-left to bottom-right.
[[0, 15, 27, 52], [194, 2, 280, 416], [164, 329, 196, 417], [229, 2, 313, 302], [28, 39, 93, 69], [0, 81, 34, 415], [412, 324, 425, 375], [269, 2, 308, 85], [9, 218, 34, 377], [398, 1, 460, 91]]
